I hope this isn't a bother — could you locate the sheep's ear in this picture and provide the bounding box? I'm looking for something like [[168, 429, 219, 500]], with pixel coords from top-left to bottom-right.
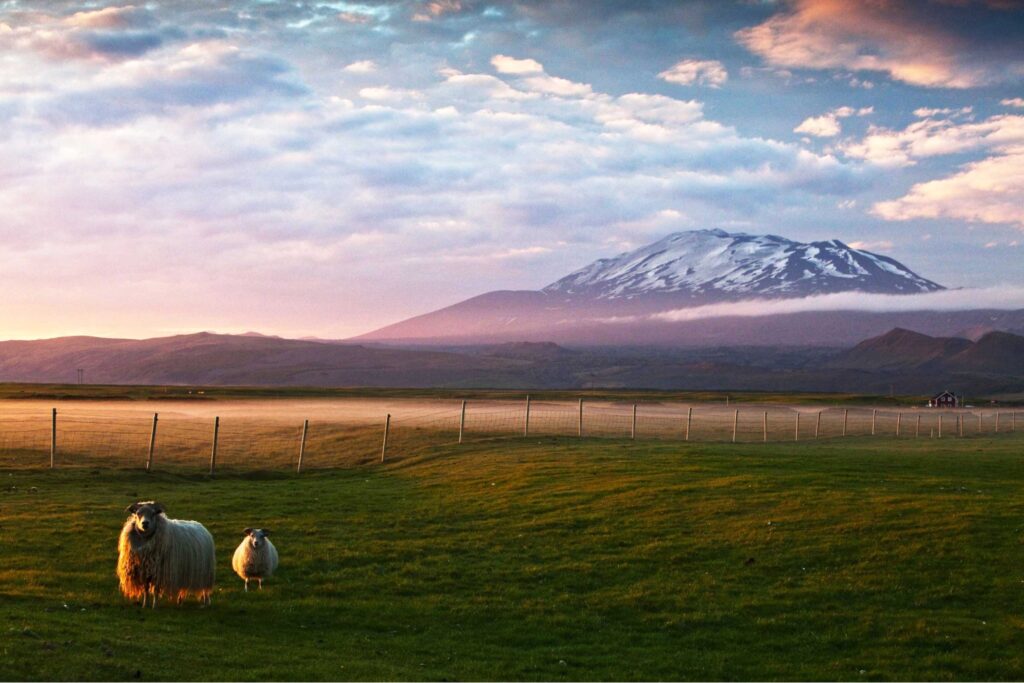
[[125, 502, 139, 514], [151, 502, 166, 514], [243, 527, 253, 535]]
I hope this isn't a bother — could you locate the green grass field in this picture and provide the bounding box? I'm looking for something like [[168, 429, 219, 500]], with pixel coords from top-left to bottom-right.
[[1, 435, 1023, 680]]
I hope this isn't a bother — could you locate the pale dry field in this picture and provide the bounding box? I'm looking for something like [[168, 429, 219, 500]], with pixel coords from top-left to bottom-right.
[[0, 397, 1017, 472]]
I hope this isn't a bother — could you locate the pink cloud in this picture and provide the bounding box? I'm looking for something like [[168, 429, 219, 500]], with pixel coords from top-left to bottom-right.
[[735, 0, 1019, 88]]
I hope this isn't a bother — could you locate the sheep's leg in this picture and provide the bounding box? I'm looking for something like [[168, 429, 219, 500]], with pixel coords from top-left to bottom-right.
[[258, 578, 263, 591], [139, 593, 147, 609], [244, 578, 249, 592]]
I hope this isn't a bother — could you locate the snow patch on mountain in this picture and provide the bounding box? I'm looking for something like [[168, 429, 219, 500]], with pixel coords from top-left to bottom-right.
[[543, 229, 943, 301]]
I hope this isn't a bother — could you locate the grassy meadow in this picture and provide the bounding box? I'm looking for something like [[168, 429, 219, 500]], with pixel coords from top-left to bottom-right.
[[1, 434, 1023, 680]]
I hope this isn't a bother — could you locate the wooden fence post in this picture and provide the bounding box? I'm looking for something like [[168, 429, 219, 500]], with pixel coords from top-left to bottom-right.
[[297, 419, 309, 474], [794, 412, 799, 442], [685, 407, 692, 441], [459, 400, 466, 444], [578, 399, 584, 438], [815, 411, 821, 439], [842, 409, 848, 437], [978, 412, 982, 433], [524, 395, 531, 438], [209, 416, 219, 476], [896, 412, 902, 438], [381, 414, 390, 463], [732, 409, 739, 443], [938, 414, 943, 438], [996, 412, 1000, 433], [763, 411, 768, 443], [146, 413, 158, 473], [916, 414, 921, 438], [631, 404, 637, 440], [50, 408, 56, 469], [871, 409, 877, 436]]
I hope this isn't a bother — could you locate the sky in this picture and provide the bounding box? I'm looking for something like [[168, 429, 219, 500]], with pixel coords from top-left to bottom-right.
[[1, 0, 1022, 340]]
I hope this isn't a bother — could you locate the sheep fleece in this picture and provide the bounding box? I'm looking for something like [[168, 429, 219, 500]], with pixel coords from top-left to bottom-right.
[[117, 516, 216, 603], [232, 537, 279, 581]]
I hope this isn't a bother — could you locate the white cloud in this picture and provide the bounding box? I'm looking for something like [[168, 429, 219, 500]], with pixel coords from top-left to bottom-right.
[[843, 114, 1024, 167], [658, 59, 728, 88], [646, 287, 1024, 323], [795, 113, 841, 137], [852, 113, 1024, 228], [357, 85, 423, 102], [1002, 98, 1024, 108], [873, 150, 1024, 228], [343, 60, 377, 73], [848, 240, 894, 252], [491, 54, 544, 75], [912, 106, 972, 118], [795, 105, 873, 137], [520, 74, 593, 98]]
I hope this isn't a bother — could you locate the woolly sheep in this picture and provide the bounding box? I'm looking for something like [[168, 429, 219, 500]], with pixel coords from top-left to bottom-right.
[[232, 528, 278, 591], [117, 501, 216, 608]]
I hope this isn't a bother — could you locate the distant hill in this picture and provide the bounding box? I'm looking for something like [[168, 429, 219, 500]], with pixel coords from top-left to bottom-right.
[[0, 333, 527, 388], [948, 331, 1024, 375], [830, 328, 973, 370], [831, 328, 1024, 378], [0, 329, 1021, 396]]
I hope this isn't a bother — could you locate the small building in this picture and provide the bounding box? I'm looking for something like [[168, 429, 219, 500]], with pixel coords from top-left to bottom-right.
[[928, 391, 958, 408]]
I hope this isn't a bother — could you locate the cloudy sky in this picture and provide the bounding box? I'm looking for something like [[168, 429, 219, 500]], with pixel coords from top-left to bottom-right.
[[1, 0, 1022, 339]]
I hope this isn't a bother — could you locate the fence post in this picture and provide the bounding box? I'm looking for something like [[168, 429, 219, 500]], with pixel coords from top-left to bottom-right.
[[996, 412, 1000, 433], [50, 408, 56, 469], [1013, 411, 1017, 432], [815, 410, 821, 439], [381, 414, 390, 463], [958, 414, 963, 438], [578, 399, 584, 438], [978, 412, 982, 433], [842, 409, 848, 437], [146, 413, 158, 473], [896, 412, 902, 438], [732, 409, 739, 443], [524, 395, 531, 438], [916, 414, 921, 438], [631, 404, 637, 440], [459, 400, 466, 444], [685, 407, 692, 441], [763, 411, 768, 443], [871, 409, 876, 436], [938, 414, 943, 438], [209, 416, 219, 476], [794, 412, 799, 442], [297, 419, 309, 474]]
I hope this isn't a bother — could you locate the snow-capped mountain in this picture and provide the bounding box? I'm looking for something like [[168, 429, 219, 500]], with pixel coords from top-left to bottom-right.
[[356, 229, 990, 346], [544, 229, 943, 301]]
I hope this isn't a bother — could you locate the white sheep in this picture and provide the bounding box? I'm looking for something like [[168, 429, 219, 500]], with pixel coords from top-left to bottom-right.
[[117, 501, 216, 608], [232, 528, 278, 591]]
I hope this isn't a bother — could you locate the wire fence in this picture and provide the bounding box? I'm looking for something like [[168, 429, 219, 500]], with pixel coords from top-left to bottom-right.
[[0, 400, 1020, 473]]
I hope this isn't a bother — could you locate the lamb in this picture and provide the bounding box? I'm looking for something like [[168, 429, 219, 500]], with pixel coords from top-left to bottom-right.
[[117, 501, 216, 608], [232, 528, 278, 591]]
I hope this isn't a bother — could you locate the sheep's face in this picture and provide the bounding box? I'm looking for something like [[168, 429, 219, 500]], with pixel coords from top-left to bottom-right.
[[126, 501, 165, 537], [244, 528, 270, 549]]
